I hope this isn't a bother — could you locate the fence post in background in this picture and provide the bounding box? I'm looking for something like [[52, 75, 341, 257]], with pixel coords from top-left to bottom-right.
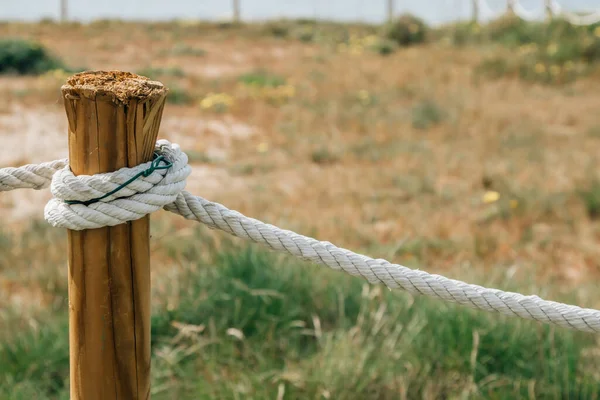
[[387, 0, 394, 23], [545, 0, 553, 20], [60, 0, 68, 22], [233, 0, 241, 23], [472, 0, 479, 23], [62, 71, 167, 400], [506, 0, 516, 15]]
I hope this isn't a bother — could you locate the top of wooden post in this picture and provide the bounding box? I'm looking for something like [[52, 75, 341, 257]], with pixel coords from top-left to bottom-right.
[[62, 70, 167, 104]]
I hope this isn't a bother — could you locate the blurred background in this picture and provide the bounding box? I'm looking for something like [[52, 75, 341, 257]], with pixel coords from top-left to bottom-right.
[[4, 0, 600, 24], [2, 1, 600, 399]]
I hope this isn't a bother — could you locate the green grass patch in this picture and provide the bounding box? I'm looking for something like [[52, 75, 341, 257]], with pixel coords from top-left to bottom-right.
[[238, 69, 286, 88], [1, 223, 600, 398], [577, 179, 600, 220], [472, 17, 600, 85], [168, 44, 207, 57], [412, 99, 445, 130], [166, 85, 193, 105], [137, 66, 186, 79]]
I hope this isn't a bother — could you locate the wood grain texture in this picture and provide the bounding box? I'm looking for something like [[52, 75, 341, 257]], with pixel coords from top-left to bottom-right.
[[63, 72, 166, 400]]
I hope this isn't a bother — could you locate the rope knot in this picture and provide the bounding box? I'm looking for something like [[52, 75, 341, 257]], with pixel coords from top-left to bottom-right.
[[44, 140, 191, 230]]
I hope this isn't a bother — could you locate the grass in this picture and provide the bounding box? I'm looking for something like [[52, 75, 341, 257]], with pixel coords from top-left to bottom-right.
[[166, 85, 193, 105], [167, 44, 207, 57], [1, 221, 600, 399], [471, 16, 600, 85], [311, 147, 340, 165], [411, 99, 445, 130], [2, 18, 600, 399], [577, 180, 600, 220], [137, 66, 186, 79], [238, 69, 287, 88]]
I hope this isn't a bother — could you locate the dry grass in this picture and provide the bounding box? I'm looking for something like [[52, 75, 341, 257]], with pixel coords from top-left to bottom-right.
[[2, 20, 600, 398], [1, 19, 600, 308]]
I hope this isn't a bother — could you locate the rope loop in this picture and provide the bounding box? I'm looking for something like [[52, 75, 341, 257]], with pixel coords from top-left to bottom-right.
[[64, 153, 173, 206], [3, 139, 600, 332], [44, 140, 191, 230]]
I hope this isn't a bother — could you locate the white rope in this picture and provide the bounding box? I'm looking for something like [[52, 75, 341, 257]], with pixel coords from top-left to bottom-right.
[[550, 0, 600, 25], [0, 159, 67, 191], [2, 141, 600, 333], [513, 1, 545, 21], [44, 140, 191, 230], [477, 0, 506, 20]]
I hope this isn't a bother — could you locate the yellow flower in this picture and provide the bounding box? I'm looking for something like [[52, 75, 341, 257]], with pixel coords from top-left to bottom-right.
[[362, 35, 379, 46], [278, 84, 296, 98], [510, 199, 519, 209], [482, 191, 500, 204], [349, 45, 363, 55], [199, 92, 234, 110], [41, 68, 70, 82], [257, 142, 269, 153], [518, 44, 537, 55], [534, 63, 546, 74]]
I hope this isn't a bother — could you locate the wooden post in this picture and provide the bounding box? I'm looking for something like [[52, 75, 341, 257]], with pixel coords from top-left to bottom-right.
[[232, 0, 240, 23], [472, 0, 479, 23], [545, 0, 553, 20], [386, 0, 395, 23], [60, 0, 68, 22], [506, 0, 516, 15], [62, 71, 167, 400]]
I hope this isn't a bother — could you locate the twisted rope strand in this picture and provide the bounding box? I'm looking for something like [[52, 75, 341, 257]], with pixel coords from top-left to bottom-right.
[[2, 141, 600, 333], [165, 191, 600, 333], [0, 159, 67, 192]]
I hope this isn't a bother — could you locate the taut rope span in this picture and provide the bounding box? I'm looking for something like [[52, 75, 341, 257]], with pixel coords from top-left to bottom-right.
[[2, 140, 600, 333]]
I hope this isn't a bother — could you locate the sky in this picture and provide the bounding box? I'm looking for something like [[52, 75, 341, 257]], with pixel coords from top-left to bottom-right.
[[2, 0, 599, 25]]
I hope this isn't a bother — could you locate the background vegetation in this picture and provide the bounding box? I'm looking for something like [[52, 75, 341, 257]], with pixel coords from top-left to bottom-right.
[[1, 14, 600, 399]]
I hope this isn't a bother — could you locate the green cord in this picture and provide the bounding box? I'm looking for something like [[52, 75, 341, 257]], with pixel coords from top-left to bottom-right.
[[65, 153, 173, 206]]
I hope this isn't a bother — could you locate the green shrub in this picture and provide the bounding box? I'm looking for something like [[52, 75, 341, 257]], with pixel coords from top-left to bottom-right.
[[383, 14, 427, 46], [264, 21, 289, 38], [412, 99, 444, 130], [311, 147, 340, 165], [545, 17, 582, 42], [484, 15, 543, 46], [366, 37, 398, 55], [475, 17, 600, 85], [578, 180, 600, 220], [0, 38, 64, 75], [476, 56, 513, 79], [293, 26, 315, 42], [582, 37, 600, 63], [447, 22, 483, 46], [477, 56, 584, 85], [166, 85, 193, 105], [238, 69, 286, 87]]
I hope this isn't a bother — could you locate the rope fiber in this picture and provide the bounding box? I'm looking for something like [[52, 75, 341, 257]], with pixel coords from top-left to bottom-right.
[[2, 140, 600, 333]]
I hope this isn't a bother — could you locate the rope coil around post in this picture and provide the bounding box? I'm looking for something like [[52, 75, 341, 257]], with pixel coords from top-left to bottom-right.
[[2, 140, 600, 333], [44, 140, 191, 230]]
